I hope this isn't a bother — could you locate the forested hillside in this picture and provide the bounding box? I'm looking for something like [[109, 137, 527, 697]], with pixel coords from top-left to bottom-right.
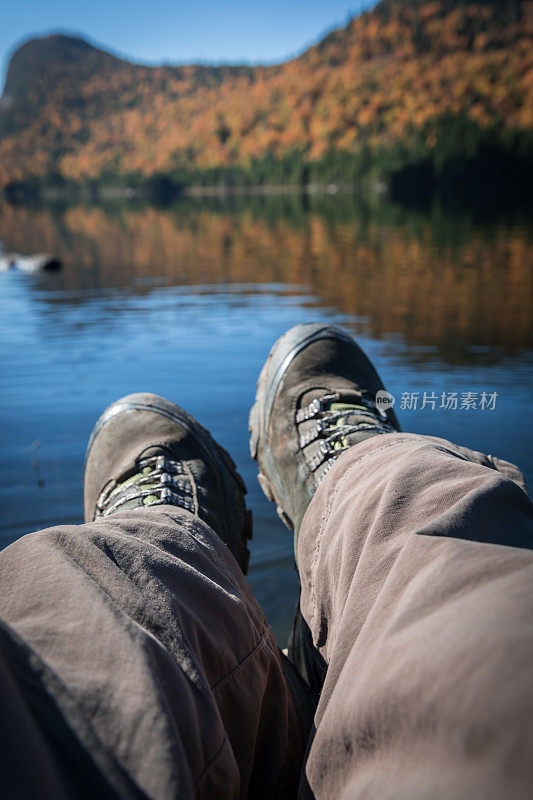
[[0, 0, 531, 194]]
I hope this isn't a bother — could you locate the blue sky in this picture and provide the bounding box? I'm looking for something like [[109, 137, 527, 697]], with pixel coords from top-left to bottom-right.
[[1, 0, 377, 90]]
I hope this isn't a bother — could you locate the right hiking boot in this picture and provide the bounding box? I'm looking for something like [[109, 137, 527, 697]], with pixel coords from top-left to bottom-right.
[[249, 323, 401, 556], [84, 393, 252, 573]]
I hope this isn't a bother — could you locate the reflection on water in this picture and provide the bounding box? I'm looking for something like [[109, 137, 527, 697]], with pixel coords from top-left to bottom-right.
[[2, 197, 532, 362], [0, 196, 532, 642]]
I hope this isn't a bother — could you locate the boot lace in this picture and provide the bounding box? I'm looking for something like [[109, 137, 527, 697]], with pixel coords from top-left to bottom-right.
[[95, 451, 195, 518], [296, 393, 395, 481]]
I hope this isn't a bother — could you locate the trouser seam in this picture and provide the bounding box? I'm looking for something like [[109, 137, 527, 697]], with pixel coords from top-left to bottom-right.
[[211, 629, 270, 692], [193, 734, 229, 787], [308, 436, 419, 634]]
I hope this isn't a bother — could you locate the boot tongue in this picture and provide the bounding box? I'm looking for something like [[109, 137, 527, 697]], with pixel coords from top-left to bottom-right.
[[326, 401, 380, 443], [297, 389, 374, 443], [299, 389, 375, 428], [296, 388, 389, 480], [96, 446, 192, 518], [329, 401, 365, 413], [109, 445, 172, 493], [299, 388, 367, 407], [136, 444, 170, 461]]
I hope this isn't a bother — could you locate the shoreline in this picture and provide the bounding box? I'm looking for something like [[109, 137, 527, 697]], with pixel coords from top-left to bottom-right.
[[4, 181, 382, 204]]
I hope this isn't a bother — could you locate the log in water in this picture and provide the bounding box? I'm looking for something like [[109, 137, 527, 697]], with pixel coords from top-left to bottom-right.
[[0, 253, 62, 272]]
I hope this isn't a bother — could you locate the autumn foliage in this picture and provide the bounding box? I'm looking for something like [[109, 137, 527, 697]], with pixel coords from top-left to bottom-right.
[[0, 0, 532, 188]]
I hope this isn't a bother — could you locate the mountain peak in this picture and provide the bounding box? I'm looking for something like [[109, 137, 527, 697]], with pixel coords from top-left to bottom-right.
[[0, 1, 531, 192], [1, 34, 120, 112]]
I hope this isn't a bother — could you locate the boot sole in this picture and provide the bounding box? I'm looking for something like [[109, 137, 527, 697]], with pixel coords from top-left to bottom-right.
[[86, 393, 252, 573], [249, 323, 355, 530]]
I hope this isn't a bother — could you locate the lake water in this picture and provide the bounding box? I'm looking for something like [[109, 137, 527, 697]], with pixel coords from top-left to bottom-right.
[[1, 195, 532, 644]]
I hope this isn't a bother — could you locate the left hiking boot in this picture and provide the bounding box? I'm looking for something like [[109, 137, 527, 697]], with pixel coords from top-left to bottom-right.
[[84, 393, 251, 573], [249, 323, 401, 556]]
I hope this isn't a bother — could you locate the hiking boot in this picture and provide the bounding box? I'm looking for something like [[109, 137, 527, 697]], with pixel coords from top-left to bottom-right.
[[249, 323, 400, 555], [84, 393, 251, 573]]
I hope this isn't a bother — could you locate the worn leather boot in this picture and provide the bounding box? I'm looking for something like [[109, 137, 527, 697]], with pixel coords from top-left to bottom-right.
[[84, 392, 251, 573], [249, 323, 401, 557], [250, 323, 401, 692], [85, 392, 315, 733]]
